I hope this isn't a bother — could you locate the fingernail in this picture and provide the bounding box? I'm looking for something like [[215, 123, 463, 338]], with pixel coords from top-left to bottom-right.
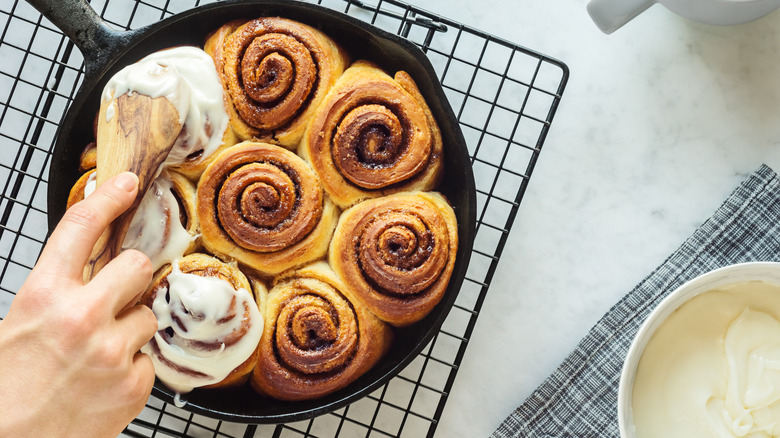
[[114, 172, 138, 192]]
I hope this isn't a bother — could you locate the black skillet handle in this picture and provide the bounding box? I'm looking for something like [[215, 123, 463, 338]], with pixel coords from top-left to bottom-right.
[[25, 0, 132, 78]]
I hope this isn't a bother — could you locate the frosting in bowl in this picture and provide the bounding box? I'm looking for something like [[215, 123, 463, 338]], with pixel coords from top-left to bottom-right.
[[632, 281, 780, 438]]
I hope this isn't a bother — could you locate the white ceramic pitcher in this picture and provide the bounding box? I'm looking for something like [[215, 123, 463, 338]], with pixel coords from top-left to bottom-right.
[[587, 0, 780, 34]]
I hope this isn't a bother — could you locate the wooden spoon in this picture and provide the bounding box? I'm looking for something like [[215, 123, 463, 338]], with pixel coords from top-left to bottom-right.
[[83, 92, 182, 281]]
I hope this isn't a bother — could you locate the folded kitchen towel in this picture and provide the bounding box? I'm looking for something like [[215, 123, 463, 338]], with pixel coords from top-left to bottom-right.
[[492, 164, 780, 438]]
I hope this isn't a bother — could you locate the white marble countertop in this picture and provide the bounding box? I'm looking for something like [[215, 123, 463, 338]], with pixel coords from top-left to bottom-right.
[[415, 1, 780, 437], [5, 0, 780, 436]]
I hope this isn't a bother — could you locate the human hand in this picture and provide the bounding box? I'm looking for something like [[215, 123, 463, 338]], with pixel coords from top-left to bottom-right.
[[0, 172, 157, 438]]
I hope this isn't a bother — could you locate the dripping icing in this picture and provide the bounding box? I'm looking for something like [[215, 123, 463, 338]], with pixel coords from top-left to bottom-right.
[[84, 173, 194, 271], [140, 262, 263, 395]]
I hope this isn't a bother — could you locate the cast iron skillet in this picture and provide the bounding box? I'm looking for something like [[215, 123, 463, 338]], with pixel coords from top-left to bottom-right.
[[31, 0, 476, 424]]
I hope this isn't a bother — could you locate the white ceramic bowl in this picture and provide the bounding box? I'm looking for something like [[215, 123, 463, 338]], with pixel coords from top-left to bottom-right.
[[618, 261, 780, 438], [588, 0, 780, 35]]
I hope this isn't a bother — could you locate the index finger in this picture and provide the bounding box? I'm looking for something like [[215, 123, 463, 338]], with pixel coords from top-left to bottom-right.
[[90, 249, 153, 316], [38, 172, 139, 281]]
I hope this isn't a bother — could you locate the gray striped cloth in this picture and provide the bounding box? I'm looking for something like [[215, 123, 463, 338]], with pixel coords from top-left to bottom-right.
[[492, 164, 780, 437]]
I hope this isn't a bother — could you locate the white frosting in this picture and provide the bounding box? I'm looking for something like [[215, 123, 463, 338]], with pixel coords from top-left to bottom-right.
[[632, 281, 780, 438], [84, 171, 97, 198], [102, 46, 228, 168], [140, 263, 263, 395], [121, 176, 195, 272], [84, 173, 194, 271]]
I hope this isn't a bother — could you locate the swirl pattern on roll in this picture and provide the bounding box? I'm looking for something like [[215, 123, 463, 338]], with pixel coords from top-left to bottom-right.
[[205, 17, 348, 148], [197, 141, 338, 275], [329, 192, 458, 326], [252, 262, 392, 400], [300, 61, 443, 208], [140, 253, 266, 394]]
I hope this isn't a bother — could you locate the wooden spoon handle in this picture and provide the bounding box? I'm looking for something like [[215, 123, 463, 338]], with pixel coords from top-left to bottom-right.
[[84, 92, 182, 281]]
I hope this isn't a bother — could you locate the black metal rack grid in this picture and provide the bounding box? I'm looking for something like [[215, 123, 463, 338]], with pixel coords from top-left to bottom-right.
[[0, 0, 568, 436]]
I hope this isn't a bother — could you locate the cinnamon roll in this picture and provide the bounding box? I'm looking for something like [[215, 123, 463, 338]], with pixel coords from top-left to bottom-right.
[[300, 61, 444, 208], [66, 168, 96, 210], [140, 253, 266, 396], [67, 170, 199, 272], [205, 17, 348, 148], [67, 142, 99, 207], [329, 192, 458, 326], [197, 141, 339, 276], [167, 128, 240, 181], [79, 141, 97, 173], [252, 261, 392, 400]]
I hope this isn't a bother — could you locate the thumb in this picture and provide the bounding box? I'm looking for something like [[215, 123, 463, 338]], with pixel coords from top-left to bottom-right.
[[38, 172, 139, 281]]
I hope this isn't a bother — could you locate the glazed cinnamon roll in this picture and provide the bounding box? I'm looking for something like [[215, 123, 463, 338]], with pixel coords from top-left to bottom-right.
[[205, 17, 348, 148], [252, 261, 392, 400], [140, 253, 266, 396], [67, 170, 199, 272], [329, 192, 458, 326], [124, 171, 199, 271], [300, 61, 444, 208], [197, 141, 339, 276]]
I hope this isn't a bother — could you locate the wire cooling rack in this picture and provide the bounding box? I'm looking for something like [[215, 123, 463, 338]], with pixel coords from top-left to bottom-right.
[[0, 0, 568, 436]]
